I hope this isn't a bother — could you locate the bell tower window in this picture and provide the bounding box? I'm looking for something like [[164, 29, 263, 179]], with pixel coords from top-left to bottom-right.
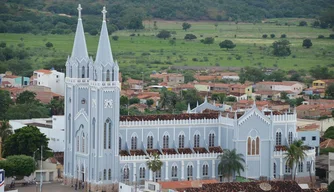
[[106, 70, 110, 81], [82, 66, 85, 78]]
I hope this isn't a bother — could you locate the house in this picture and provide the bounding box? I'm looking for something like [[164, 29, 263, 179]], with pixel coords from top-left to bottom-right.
[[173, 83, 195, 92], [254, 90, 281, 101], [256, 81, 304, 94], [229, 84, 252, 98], [312, 79, 334, 97], [24, 85, 63, 104], [221, 72, 240, 81], [297, 123, 320, 155], [150, 73, 184, 86], [126, 78, 143, 91], [31, 69, 65, 96], [296, 104, 334, 119], [194, 75, 221, 82], [1, 71, 29, 87]]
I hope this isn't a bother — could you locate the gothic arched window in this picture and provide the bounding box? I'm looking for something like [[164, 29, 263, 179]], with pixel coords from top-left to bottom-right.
[[119, 137, 121, 151], [108, 169, 111, 180], [252, 140, 256, 155], [108, 119, 112, 149], [179, 134, 184, 148], [139, 167, 145, 179], [92, 118, 96, 149], [82, 66, 85, 78], [247, 137, 251, 155], [70, 66, 72, 77], [123, 167, 129, 180], [94, 70, 97, 81], [106, 70, 110, 81], [82, 132, 85, 153], [276, 132, 282, 146], [273, 163, 276, 178], [112, 69, 115, 81], [76, 136, 79, 152], [203, 164, 208, 176], [104, 119, 111, 149], [163, 135, 169, 148], [171, 165, 177, 177], [131, 136, 137, 150], [187, 165, 193, 180], [194, 134, 200, 148], [256, 137, 260, 155], [209, 133, 215, 147], [103, 169, 107, 180], [68, 114, 71, 143], [147, 136, 153, 149], [87, 66, 89, 78], [288, 132, 293, 145]]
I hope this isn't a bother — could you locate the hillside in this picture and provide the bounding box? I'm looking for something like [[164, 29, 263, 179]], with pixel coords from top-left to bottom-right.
[[0, 0, 333, 35]]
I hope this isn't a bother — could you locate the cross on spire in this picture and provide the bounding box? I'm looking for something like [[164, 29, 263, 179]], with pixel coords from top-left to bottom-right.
[[102, 6, 107, 21], [77, 4, 82, 19]]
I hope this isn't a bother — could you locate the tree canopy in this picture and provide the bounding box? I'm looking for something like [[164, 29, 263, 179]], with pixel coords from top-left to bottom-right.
[[302, 39, 312, 48], [0, 155, 35, 179], [218, 149, 245, 182], [201, 37, 214, 45], [156, 30, 171, 39], [219, 40, 236, 50], [182, 22, 191, 31], [272, 39, 291, 56], [3, 125, 52, 159]]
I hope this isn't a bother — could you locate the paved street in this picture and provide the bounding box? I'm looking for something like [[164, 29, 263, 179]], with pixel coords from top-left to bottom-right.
[[13, 182, 84, 192]]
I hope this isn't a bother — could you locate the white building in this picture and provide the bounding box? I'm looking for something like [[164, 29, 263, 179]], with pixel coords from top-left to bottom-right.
[[9, 116, 65, 152], [32, 69, 65, 96]]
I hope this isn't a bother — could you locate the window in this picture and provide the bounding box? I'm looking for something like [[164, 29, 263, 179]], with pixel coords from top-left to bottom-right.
[[312, 136, 316, 141], [92, 168, 94, 180], [194, 134, 200, 148], [147, 136, 153, 149], [81, 132, 85, 153], [247, 137, 251, 155], [108, 169, 111, 180], [163, 135, 169, 148], [307, 161, 311, 172], [123, 167, 129, 180], [108, 119, 111, 149], [119, 137, 121, 151], [68, 114, 71, 143], [103, 169, 107, 180], [76, 136, 79, 152], [92, 118, 96, 149], [70, 66, 72, 77], [171, 166, 177, 177], [179, 135, 184, 148], [131, 136, 137, 150], [288, 132, 293, 145], [298, 162, 304, 172], [301, 137, 306, 141], [273, 163, 276, 178], [112, 69, 115, 81], [285, 163, 291, 173], [106, 70, 110, 81], [87, 67, 89, 78], [156, 169, 161, 180], [248, 137, 260, 155], [187, 165, 193, 180], [104, 121, 107, 149], [252, 140, 256, 155], [276, 132, 282, 146], [139, 167, 145, 179], [81, 98, 86, 104], [209, 133, 215, 147], [203, 164, 209, 176], [256, 137, 260, 155], [94, 70, 97, 81], [82, 66, 85, 78]]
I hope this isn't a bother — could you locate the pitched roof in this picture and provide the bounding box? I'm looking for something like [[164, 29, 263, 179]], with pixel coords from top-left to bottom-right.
[[71, 6, 88, 60], [127, 78, 143, 84], [229, 84, 250, 89], [183, 180, 304, 192], [256, 81, 299, 86], [3, 75, 19, 79], [297, 123, 319, 132], [320, 139, 334, 148], [35, 69, 52, 74]]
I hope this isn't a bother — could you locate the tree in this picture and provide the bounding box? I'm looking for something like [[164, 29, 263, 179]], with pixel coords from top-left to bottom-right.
[[48, 98, 64, 115], [328, 180, 334, 192], [239, 66, 265, 83], [5, 103, 50, 120], [156, 30, 171, 39], [89, 29, 98, 36], [0, 155, 35, 179], [181, 89, 203, 109], [146, 99, 154, 107], [0, 41, 6, 48], [285, 140, 306, 180], [272, 40, 291, 56], [129, 97, 140, 105], [299, 21, 307, 26], [265, 70, 286, 82], [214, 23, 218, 30], [281, 92, 289, 100], [184, 71, 195, 83], [45, 42, 53, 48], [219, 40, 236, 50], [0, 90, 12, 119], [16, 91, 38, 104], [302, 39, 312, 48], [127, 17, 144, 31], [330, 34, 334, 39], [201, 37, 214, 45], [211, 93, 226, 103], [184, 34, 197, 40], [112, 36, 119, 41], [218, 149, 245, 182], [225, 96, 237, 102], [0, 120, 12, 144], [182, 22, 191, 31], [159, 88, 178, 110], [270, 34, 275, 38], [3, 125, 52, 159], [326, 83, 334, 98], [120, 96, 129, 107], [169, 39, 176, 46], [324, 126, 334, 139], [281, 34, 287, 38], [262, 34, 268, 38], [146, 153, 163, 182], [310, 66, 333, 79]]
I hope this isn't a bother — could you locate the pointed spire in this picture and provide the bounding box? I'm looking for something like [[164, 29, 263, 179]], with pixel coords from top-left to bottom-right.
[[204, 96, 208, 103], [234, 111, 238, 120], [71, 4, 88, 60], [196, 101, 199, 107], [187, 103, 191, 113], [95, 6, 114, 65], [252, 100, 256, 108], [213, 100, 216, 106]]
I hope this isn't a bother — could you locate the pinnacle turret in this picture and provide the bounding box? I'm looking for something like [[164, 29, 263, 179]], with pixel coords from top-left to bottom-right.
[[71, 4, 88, 60]]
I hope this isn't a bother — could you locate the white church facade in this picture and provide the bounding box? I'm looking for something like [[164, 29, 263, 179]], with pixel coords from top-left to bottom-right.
[[63, 5, 317, 192]]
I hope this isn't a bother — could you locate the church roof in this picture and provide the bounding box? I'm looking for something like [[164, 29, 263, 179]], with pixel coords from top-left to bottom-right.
[[120, 113, 220, 122], [189, 96, 225, 113], [71, 4, 88, 60], [95, 6, 114, 66]]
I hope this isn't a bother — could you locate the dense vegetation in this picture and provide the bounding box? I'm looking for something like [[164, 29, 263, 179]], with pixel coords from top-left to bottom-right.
[[0, 0, 333, 35]]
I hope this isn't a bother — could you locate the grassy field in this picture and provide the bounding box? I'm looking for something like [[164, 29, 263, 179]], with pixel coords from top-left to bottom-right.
[[1, 19, 334, 73]]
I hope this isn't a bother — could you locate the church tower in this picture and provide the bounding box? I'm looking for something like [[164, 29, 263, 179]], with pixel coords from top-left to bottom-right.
[[64, 5, 120, 190]]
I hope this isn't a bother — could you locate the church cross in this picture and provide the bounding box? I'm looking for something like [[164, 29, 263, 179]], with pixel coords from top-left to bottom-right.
[[102, 6, 107, 21], [77, 4, 82, 19]]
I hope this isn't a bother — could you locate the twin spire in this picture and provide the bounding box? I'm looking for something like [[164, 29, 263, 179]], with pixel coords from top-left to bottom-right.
[[71, 4, 114, 65]]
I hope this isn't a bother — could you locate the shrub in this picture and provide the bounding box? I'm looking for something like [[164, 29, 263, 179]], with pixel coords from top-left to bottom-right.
[[184, 34, 197, 40], [45, 42, 53, 48], [270, 34, 275, 38], [299, 21, 307, 26], [112, 36, 119, 41], [281, 34, 287, 38], [130, 33, 136, 36], [192, 58, 198, 61], [262, 34, 268, 38], [330, 34, 334, 39], [318, 35, 325, 39]]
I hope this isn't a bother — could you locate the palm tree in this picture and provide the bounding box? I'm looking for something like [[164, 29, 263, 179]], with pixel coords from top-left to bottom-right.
[[0, 120, 12, 158], [146, 153, 163, 182], [218, 149, 245, 182], [285, 140, 306, 180]]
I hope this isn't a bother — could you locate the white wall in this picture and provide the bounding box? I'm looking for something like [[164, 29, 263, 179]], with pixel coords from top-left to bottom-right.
[[35, 70, 65, 96], [9, 116, 65, 152], [119, 182, 134, 192]]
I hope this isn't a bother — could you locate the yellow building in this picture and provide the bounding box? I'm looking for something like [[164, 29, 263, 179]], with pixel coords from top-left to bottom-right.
[[312, 79, 334, 97]]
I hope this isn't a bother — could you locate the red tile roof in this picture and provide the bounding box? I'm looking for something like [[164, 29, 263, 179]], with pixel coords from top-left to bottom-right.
[[127, 78, 143, 84], [3, 75, 19, 79], [35, 69, 52, 74], [257, 81, 299, 86], [120, 113, 220, 121], [297, 123, 319, 132], [159, 180, 218, 190], [320, 139, 334, 148]]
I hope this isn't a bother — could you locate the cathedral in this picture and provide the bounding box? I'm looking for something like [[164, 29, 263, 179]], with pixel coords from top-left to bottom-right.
[[64, 5, 316, 192]]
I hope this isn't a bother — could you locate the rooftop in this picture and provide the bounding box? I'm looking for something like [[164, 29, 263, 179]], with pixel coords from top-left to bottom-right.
[[35, 69, 52, 74], [120, 113, 220, 122]]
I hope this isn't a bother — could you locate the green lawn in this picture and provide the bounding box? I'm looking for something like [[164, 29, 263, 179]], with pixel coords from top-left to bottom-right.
[[1, 20, 333, 72]]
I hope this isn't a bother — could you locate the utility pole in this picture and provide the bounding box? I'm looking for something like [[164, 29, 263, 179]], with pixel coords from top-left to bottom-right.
[[40, 145, 43, 192]]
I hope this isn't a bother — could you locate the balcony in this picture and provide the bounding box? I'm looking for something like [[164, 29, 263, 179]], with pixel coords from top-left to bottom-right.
[[119, 150, 130, 156], [178, 148, 193, 154], [162, 148, 177, 155], [130, 149, 146, 156], [209, 146, 223, 153], [193, 147, 209, 154]]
